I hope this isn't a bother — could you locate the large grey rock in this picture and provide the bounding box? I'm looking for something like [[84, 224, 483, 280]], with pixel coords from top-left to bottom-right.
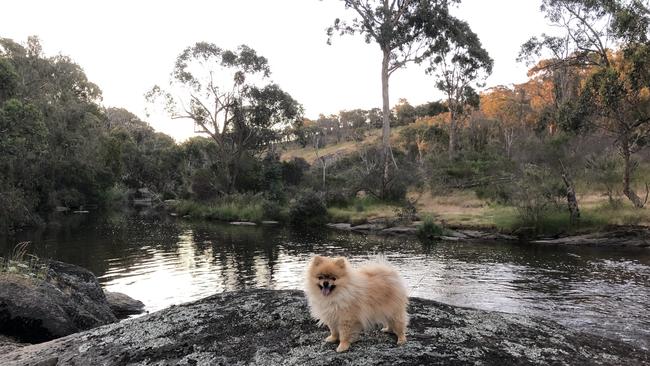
[[0, 261, 117, 343], [0, 335, 26, 355], [104, 291, 145, 318], [1, 289, 647, 366]]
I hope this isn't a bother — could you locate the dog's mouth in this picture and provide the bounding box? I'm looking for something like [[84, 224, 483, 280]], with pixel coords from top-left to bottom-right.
[[318, 284, 336, 296]]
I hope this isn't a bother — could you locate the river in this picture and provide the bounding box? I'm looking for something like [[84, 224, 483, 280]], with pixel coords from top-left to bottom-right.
[[2, 215, 649, 350]]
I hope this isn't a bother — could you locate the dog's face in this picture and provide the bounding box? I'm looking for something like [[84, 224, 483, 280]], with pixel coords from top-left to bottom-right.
[[307, 255, 348, 297]]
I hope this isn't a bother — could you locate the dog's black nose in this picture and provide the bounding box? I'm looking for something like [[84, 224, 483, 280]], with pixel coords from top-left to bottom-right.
[[323, 281, 329, 287]]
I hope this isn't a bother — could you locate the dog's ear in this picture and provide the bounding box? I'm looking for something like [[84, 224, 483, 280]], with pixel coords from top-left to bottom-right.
[[334, 257, 346, 268], [312, 255, 324, 266]]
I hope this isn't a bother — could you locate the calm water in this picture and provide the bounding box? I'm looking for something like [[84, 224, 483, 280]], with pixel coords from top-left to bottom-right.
[[2, 215, 649, 350]]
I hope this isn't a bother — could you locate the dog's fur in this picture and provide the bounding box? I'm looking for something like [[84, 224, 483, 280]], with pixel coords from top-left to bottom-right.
[[304, 255, 409, 352]]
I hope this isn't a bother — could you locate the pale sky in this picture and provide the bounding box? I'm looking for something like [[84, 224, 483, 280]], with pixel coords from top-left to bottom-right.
[[3, 0, 552, 141]]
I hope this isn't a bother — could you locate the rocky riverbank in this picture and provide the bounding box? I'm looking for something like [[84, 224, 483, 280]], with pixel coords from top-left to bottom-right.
[[327, 221, 650, 247], [0, 260, 144, 344], [1, 289, 647, 366]]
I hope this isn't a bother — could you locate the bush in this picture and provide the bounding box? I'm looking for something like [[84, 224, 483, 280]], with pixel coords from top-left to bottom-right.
[[324, 189, 352, 207], [190, 168, 221, 200], [416, 216, 443, 241], [262, 199, 284, 221], [282, 157, 310, 186], [289, 190, 328, 227]]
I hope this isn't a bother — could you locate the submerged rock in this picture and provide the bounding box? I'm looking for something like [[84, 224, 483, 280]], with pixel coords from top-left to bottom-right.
[[0, 261, 117, 343], [1, 289, 647, 365], [104, 291, 145, 318]]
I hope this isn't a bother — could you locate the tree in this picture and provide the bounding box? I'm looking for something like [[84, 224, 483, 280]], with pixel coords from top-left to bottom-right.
[[146, 43, 302, 193], [327, 0, 463, 178], [520, 0, 650, 207], [394, 98, 417, 125], [481, 85, 533, 158], [0, 36, 110, 223], [425, 18, 493, 159], [414, 100, 447, 117]]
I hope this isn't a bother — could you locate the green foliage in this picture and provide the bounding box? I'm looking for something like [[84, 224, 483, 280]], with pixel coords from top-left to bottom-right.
[[417, 216, 444, 242], [0, 58, 18, 100], [281, 157, 309, 186], [146, 42, 303, 193], [289, 190, 328, 227], [394, 99, 417, 126], [173, 194, 273, 222], [511, 164, 567, 233]]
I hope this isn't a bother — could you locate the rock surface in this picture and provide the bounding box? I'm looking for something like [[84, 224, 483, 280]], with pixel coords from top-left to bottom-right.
[[0, 261, 117, 343], [0, 335, 26, 355], [2, 289, 647, 366], [104, 291, 145, 318], [531, 228, 650, 247], [380, 226, 417, 236]]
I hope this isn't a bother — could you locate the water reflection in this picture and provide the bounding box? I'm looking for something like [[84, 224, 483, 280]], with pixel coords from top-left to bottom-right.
[[1, 217, 649, 350]]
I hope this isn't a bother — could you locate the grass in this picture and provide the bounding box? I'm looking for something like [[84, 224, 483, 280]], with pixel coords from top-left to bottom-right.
[[0, 242, 49, 281], [172, 193, 290, 223], [327, 197, 401, 225], [280, 126, 406, 163], [173, 200, 267, 222]]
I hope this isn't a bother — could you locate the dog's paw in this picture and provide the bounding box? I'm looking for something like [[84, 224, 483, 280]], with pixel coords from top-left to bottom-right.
[[325, 335, 338, 343], [396, 335, 407, 345], [381, 327, 391, 333], [336, 342, 350, 353]]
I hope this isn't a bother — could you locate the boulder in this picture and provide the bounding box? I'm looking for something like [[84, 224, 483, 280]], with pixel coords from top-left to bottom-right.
[[350, 223, 385, 232], [380, 226, 417, 236], [230, 221, 257, 226], [104, 291, 145, 318], [1, 289, 647, 366], [0, 261, 117, 343], [326, 223, 352, 231]]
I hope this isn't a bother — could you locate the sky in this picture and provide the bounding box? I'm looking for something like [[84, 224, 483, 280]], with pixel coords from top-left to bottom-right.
[[2, 0, 552, 141]]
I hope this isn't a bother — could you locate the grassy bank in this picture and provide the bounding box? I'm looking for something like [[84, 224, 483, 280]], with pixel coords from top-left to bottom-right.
[[323, 189, 650, 236], [172, 196, 286, 223]]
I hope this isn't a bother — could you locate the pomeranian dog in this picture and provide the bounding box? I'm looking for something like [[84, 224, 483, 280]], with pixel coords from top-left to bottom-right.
[[304, 255, 408, 352]]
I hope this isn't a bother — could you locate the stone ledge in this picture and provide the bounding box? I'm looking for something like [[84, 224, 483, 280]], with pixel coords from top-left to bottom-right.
[[1, 289, 647, 366]]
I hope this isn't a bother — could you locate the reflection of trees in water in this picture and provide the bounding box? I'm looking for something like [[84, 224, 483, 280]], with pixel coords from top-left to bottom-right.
[[189, 223, 282, 291], [1, 215, 183, 279]]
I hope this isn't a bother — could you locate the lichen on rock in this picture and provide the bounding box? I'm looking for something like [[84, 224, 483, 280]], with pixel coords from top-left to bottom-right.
[[0, 289, 647, 365]]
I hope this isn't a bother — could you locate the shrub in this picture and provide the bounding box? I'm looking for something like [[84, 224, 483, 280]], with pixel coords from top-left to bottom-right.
[[190, 168, 220, 200], [416, 216, 444, 241], [262, 199, 283, 221], [289, 191, 328, 227], [282, 157, 309, 186], [324, 189, 352, 207]]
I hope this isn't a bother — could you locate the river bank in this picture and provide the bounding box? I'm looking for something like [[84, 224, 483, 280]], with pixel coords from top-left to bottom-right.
[[2, 288, 648, 366], [3, 217, 649, 350]]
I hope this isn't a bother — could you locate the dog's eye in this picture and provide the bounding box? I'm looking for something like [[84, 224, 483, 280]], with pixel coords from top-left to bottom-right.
[[317, 276, 323, 280], [331, 277, 336, 281]]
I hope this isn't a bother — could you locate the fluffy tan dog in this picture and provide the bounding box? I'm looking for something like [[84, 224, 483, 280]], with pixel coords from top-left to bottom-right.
[[304, 255, 409, 352]]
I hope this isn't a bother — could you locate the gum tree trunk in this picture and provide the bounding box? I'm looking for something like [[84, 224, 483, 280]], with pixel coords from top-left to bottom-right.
[[622, 135, 645, 208], [381, 48, 391, 195]]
